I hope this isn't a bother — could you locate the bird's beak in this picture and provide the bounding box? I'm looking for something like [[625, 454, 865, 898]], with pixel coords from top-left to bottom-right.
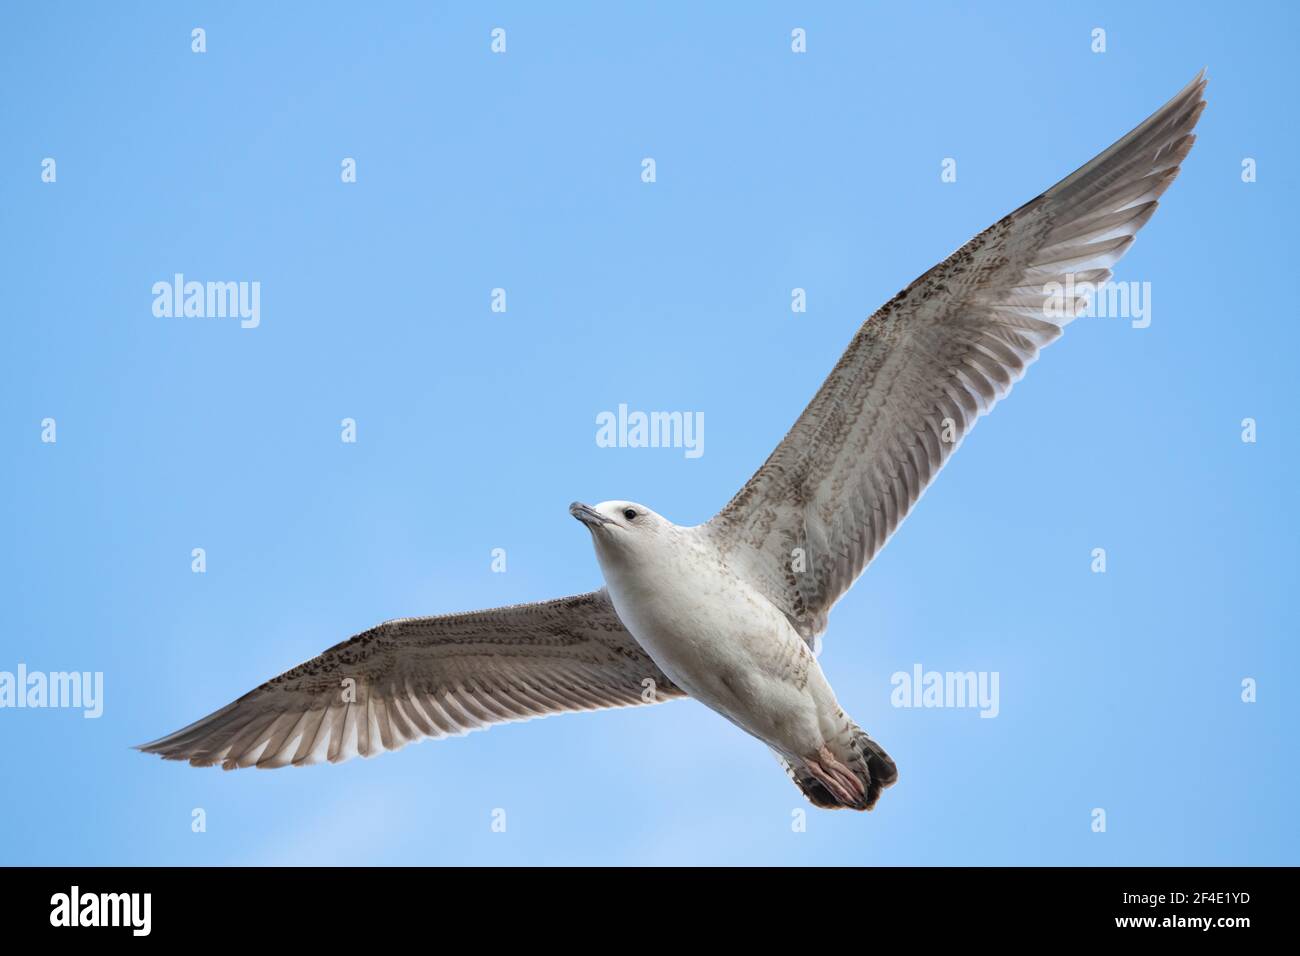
[[569, 501, 612, 529]]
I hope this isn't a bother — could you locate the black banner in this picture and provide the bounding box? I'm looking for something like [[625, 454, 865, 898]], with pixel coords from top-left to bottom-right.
[[0, 866, 1280, 941]]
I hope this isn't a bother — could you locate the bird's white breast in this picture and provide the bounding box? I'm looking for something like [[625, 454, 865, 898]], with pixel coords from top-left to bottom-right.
[[596, 528, 826, 750]]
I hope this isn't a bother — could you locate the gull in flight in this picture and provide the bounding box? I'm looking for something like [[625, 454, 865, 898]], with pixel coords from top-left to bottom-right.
[[141, 74, 1206, 810]]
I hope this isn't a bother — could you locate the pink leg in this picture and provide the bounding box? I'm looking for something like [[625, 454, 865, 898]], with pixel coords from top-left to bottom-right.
[[802, 746, 866, 806]]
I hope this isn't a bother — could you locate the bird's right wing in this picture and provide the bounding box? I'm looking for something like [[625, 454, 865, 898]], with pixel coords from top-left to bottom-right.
[[138, 589, 683, 769], [707, 72, 1207, 645]]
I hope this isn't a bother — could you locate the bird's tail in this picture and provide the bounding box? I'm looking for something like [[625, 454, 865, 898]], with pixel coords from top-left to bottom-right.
[[778, 724, 898, 811]]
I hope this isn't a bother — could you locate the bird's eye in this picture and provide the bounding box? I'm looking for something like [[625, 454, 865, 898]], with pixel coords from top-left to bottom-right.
[[622, 508, 637, 521]]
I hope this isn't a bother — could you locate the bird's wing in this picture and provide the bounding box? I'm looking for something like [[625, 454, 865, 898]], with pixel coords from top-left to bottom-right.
[[707, 72, 1207, 645], [138, 589, 683, 769]]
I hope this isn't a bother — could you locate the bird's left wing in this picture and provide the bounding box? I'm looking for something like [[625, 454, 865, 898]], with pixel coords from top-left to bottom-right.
[[138, 589, 683, 769], [707, 72, 1207, 645]]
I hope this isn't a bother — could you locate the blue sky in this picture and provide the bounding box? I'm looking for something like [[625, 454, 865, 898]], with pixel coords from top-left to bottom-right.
[[1, 2, 1295, 865]]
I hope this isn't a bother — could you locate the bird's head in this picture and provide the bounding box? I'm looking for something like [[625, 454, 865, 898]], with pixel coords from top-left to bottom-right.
[[568, 500, 675, 566]]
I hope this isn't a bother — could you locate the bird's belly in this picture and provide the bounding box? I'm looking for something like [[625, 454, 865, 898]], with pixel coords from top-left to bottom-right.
[[604, 569, 826, 752]]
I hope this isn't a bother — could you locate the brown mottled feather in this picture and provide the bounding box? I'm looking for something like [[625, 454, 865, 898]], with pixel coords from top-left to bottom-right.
[[708, 72, 1207, 645], [138, 590, 683, 769]]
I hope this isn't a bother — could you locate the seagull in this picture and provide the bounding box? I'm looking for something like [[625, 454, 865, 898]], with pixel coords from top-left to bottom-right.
[[140, 73, 1207, 810]]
